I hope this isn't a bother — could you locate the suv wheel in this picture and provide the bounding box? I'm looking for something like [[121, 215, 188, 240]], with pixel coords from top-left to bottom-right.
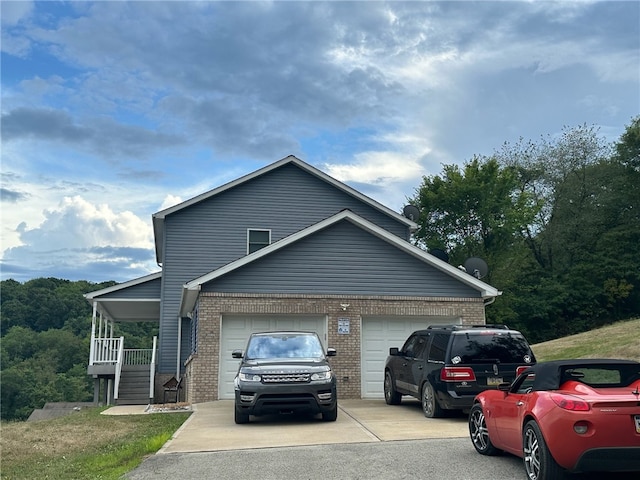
[[384, 371, 401, 405], [234, 407, 249, 424], [421, 381, 443, 418], [322, 404, 338, 422]]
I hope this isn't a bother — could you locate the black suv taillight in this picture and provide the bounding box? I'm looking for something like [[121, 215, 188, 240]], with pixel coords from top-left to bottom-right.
[[441, 366, 476, 382]]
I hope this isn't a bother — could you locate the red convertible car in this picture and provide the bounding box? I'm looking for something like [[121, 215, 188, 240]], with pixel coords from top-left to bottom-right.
[[469, 359, 640, 479]]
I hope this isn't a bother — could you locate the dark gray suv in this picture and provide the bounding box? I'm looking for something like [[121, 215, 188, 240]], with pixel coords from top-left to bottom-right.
[[232, 331, 337, 424], [384, 324, 535, 417]]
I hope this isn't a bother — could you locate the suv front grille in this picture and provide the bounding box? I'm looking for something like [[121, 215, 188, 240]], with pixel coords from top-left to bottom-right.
[[262, 373, 310, 383]]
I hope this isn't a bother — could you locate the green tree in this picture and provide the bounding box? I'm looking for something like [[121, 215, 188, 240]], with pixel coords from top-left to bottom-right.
[[496, 124, 611, 270], [615, 115, 640, 170], [411, 156, 539, 276], [0, 278, 130, 420], [412, 121, 640, 341]]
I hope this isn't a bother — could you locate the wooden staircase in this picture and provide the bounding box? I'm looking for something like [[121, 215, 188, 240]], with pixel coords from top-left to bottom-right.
[[116, 364, 152, 405]]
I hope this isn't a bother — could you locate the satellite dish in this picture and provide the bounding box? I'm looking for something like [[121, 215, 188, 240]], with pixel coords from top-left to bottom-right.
[[430, 248, 449, 263], [463, 257, 489, 279], [403, 205, 420, 221]]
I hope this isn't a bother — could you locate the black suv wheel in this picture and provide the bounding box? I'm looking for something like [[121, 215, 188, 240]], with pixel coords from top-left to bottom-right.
[[384, 324, 535, 415], [421, 381, 443, 418], [384, 371, 401, 405]]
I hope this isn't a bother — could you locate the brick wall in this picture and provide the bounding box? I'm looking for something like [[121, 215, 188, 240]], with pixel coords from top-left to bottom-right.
[[184, 293, 487, 403]]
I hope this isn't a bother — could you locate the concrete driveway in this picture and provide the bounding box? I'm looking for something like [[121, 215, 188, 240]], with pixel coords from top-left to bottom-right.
[[154, 399, 469, 454]]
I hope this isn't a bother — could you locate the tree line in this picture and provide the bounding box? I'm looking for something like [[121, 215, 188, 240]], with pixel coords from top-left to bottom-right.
[[410, 117, 640, 342], [1, 278, 156, 421], [1, 117, 638, 421]]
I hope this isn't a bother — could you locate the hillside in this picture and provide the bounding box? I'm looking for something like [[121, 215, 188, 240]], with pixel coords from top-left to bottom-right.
[[531, 318, 640, 362]]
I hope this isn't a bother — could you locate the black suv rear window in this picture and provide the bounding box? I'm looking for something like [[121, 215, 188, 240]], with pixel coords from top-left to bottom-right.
[[450, 332, 532, 364]]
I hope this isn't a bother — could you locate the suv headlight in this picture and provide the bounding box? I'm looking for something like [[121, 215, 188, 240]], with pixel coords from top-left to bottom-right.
[[310, 371, 332, 381], [238, 371, 261, 382]]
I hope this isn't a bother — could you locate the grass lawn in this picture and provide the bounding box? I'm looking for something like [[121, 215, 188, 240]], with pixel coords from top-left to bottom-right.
[[0, 407, 190, 480], [531, 317, 640, 362]]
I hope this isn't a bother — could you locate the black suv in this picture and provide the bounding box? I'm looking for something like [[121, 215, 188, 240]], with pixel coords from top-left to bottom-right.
[[384, 325, 535, 417], [232, 331, 338, 424]]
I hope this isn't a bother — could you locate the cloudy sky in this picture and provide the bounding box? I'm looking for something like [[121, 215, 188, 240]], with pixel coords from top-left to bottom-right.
[[1, 1, 638, 284]]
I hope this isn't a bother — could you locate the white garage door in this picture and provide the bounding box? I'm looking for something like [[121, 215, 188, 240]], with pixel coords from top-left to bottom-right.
[[361, 316, 461, 398], [219, 314, 327, 399]]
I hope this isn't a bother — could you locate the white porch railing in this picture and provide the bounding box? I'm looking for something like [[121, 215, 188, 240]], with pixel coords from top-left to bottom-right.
[[90, 337, 123, 364], [113, 338, 125, 401], [89, 334, 158, 403], [124, 348, 155, 365]]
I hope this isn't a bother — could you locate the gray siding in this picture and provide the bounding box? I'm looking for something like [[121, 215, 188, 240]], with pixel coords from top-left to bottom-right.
[[202, 220, 479, 298], [158, 163, 411, 371], [97, 277, 161, 299]]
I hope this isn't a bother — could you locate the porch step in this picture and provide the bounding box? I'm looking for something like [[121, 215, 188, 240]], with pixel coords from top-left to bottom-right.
[[116, 365, 152, 405]]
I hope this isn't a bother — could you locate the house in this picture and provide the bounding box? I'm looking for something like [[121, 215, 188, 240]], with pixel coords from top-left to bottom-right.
[[85, 155, 500, 405]]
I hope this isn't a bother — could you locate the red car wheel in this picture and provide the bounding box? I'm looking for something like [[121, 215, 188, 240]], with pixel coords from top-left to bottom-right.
[[522, 420, 564, 480], [469, 404, 499, 456]]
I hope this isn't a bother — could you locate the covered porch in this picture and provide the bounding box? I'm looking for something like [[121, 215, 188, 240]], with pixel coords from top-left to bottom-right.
[[84, 272, 163, 405]]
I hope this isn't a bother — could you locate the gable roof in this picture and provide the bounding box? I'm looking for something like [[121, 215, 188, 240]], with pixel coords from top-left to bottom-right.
[[179, 210, 500, 316], [152, 155, 417, 263], [84, 271, 162, 322]]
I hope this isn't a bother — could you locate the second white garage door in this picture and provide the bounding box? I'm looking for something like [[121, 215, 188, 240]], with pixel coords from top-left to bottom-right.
[[361, 316, 461, 398], [219, 314, 327, 399]]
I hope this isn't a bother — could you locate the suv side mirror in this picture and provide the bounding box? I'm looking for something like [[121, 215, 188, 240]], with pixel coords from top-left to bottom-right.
[[389, 347, 399, 356], [326, 348, 337, 357], [232, 350, 243, 359]]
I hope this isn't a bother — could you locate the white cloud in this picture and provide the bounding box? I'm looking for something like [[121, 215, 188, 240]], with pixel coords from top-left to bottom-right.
[[324, 153, 420, 185], [323, 151, 426, 211], [0, 0, 33, 26], [159, 194, 182, 211], [1, 196, 156, 282], [33, 196, 152, 249]]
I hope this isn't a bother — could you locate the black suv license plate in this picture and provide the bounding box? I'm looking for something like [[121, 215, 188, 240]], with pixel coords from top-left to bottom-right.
[[487, 377, 503, 386]]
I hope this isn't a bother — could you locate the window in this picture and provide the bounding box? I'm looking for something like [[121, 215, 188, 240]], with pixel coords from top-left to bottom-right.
[[402, 335, 427, 358], [248, 229, 271, 254], [190, 305, 198, 355], [428, 334, 448, 362], [514, 373, 536, 394]]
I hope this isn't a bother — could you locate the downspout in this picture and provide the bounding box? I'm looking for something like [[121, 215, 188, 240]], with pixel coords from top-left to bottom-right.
[[483, 290, 502, 307], [176, 315, 182, 380]]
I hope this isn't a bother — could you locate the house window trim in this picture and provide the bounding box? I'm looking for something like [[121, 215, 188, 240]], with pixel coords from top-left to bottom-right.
[[247, 228, 271, 254]]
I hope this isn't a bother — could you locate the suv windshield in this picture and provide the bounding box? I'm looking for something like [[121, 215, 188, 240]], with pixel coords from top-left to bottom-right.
[[246, 333, 324, 359], [451, 333, 533, 363]]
